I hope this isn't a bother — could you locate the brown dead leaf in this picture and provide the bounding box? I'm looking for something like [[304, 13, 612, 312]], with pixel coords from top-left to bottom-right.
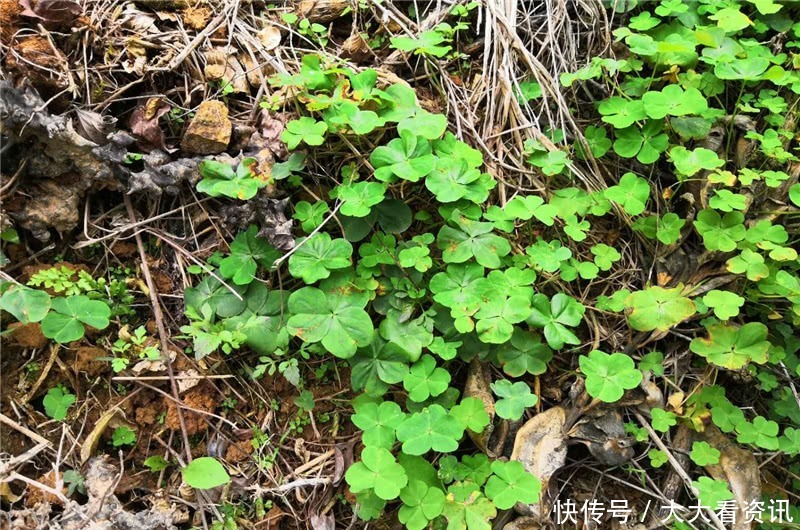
[[129, 98, 169, 151], [667, 391, 685, 414], [464, 359, 500, 455], [182, 6, 210, 30], [297, 0, 349, 22], [80, 407, 120, 463], [511, 406, 567, 515], [702, 425, 761, 530], [19, 0, 81, 26], [257, 24, 282, 51]]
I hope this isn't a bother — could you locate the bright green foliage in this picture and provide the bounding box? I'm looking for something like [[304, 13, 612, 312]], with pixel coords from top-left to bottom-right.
[[651, 408, 677, 432], [690, 322, 770, 370], [598, 97, 647, 128], [712, 401, 746, 433], [371, 131, 436, 182], [779, 428, 800, 455], [484, 460, 541, 509], [219, 226, 280, 285], [398, 111, 448, 140], [790, 184, 800, 207], [294, 201, 329, 233], [450, 398, 490, 433], [604, 172, 650, 215], [632, 213, 685, 245], [639, 351, 664, 376], [669, 147, 725, 176], [399, 481, 446, 530], [693, 477, 734, 510], [0, 285, 50, 323], [702, 290, 745, 320], [404, 355, 451, 402], [288, 233, 352, 283], [642, 85, 708, 118], [181, 457, 231, 489], [490, 380, 537, 420], [396, 405, 464, 455], [43, 386, 75, 420], [438, 218, 511, 269], [709, 190, 747, 212], [349, 339, 410, 396], [379, 310, 433, 362], [442, 482, 497, 530], [427, 159, 494, 204], [649, 449, 668, 468], [496, 329, 552, 377], [625, 285, 695, 332], [281, 117, 328, 149], [143, 456, 170, 472], [591, 244, 621, 271], [286, 287, 373, 358], [526, 239, 572, 273], [352, 400, 406, 449], [580, 350, 643, 403], [527, 293, 584, 349], [197, 158, 267, 200], [112, 426, 137, 447], [613, 121, 669, 164], [580, 126, 612, 158], [736, 416, 780, 450], [726, 249, 769, 280], [690, 441, 721, 466], [336, 182, 386, 217], [391, 30, 451, 57], [41, 295, 111, 343], [474, 292, 530, 344], [346, 447, 408, 500]]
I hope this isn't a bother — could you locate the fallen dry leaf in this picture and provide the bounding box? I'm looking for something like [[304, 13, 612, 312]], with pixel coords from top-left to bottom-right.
[[19, 0, 81, 26], [257, 24, 282, 51], [464, 359, 500, 455], [129, 98, 170, 151]]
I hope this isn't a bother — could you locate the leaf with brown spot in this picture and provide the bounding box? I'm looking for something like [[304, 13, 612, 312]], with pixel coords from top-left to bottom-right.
[[129, 98, 170, 151]]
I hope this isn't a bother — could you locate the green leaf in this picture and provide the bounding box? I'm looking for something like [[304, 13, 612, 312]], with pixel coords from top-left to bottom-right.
[[692, 477, 733, 510], [475, 292, 530, 344], [294, 200, 330, 233], [651, 408, 677, 432], [714, 57, 770, 80], [371, 131, 436, 182], [496, 329, 553, 377], [726, 249, 769, 281], [642, 85, 708, 119], [612, 121, 669, 164], [484, 460, 541, 510], [43, 386, 75, 420], [349, 338, 410, 396], [442, 482, 496, 530], [41, 296, 111, 343], [219, 226, 280, 285], [399, 481, 446, 530], [709, 190, 747, 212], [287, 287, 373, 359], [352, 400, 406, 449], [182, 457, 231, 489], [690, 322, 770, 370], [625, 285, 695, 332], [605, 172, 650, 215], [185, 275, 247, 319], [430, 263, 485, 331], [112, 426, 137, 447], [336, 181, 386, 217], [426, 158, 483, 203], [690, 441, 721, 466], [598, 97, 647, 128], [143, 456, 171, 472], [437, 220, 511, 269], [709, 8, 752, 32], [0, 285, 50, 323], [591, 244, 621, 271], [649, 449, 668, 468], [669, 146, 725, 176], [281, 117, 327, 150], [694, 210, 746, 252], [379, 309, 433, 362], [449, 397, 490, 433], [404, 354, 451, 402], [580, 350, 642, 403], [526, 293, 584, 349], [391, 31, 451, 57], [639, 351, 665, 376], [398, 111, 448, 140], [789, 184, 800, 207], [491, 380, 537, 420], [396, 404, 465, 455], [702, 290, 745, 320], [288, 232, 352, 284], [579, 125, 612, 158], [346, 446, 408, 500]]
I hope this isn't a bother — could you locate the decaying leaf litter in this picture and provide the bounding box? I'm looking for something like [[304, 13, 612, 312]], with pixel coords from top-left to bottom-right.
[[1, 1, 799, 530]]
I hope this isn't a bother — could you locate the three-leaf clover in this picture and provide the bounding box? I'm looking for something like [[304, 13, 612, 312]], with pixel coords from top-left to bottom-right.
[[625, 286, 696, 332], [694, 210, 746, 252], [404, 355, 451, 402], [43, 385, 76, 420], [641, 85, 708, 118], [352, 400, 406, 449], [591, 244, 621, 271], [613, 122, 669, 164], [288, 232, 352, 283], [604, 172, 650, 216], [651, 408, 677, 432], [598, 97, 647, 128], [690, 322, 770, 370], [701, 290, 745, 320], [526, 293, 585, 349], [670, 147, 725, 177], [690, 441, 721, 466], [219, 226, 281, 285], [580, 350, 643, 403], [281, 117, 327, 150], [490, 380, 537, 420], [484, 460, 541, 509], [335, 182, 386, 217], [474, 292, 530, 344], [726, 249, 769, 281], [41, 295, 111, 343], [287, 287, 373, 358], [346, 446, 408, 500], [442, 482, 496, 530], [112, 426, 137, 447], [437, 219, 511, 269], [398, 480, 446, 530], [450, 397, 490, 433], [396, 405, 465, 455]]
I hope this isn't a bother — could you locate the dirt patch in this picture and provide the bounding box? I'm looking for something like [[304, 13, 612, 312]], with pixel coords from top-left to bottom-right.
[[165, 383, 216, 435], [24, 471, 67, 507], [225, 439, 254, 463], [0, 0, 21, 45], [73, 346, 109, 377], [133, 392, 162, 427], [9, 322, 48, 348]]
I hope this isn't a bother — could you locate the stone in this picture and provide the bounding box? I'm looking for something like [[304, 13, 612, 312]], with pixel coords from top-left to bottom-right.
[[180, 100, 231, 154]]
